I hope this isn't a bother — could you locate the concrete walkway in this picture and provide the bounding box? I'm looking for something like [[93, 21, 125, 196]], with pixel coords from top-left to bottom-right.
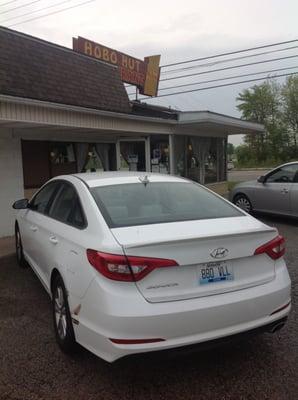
[[0, 236, 14, 257]]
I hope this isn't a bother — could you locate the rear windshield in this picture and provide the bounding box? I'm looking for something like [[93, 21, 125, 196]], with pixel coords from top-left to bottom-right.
[[91, 182, 243, 228]]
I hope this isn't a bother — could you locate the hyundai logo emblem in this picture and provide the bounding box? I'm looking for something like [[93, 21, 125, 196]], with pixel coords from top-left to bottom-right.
[[210, 247, 229, 259]]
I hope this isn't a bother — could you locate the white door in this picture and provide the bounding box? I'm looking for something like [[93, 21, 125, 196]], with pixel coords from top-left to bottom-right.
[[21, 181, 62, 285]]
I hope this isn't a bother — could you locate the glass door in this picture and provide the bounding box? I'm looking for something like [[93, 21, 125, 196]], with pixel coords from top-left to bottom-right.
[[117, 139, 147, 172]]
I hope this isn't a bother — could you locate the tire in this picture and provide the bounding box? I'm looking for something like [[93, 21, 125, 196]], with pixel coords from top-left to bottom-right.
[[234, 194, 253, 213], [15, 224, 28, 268], [52, 275, 77, 354]]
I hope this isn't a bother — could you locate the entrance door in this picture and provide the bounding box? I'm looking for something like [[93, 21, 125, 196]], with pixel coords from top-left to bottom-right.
[[117, 139, 147, 172]]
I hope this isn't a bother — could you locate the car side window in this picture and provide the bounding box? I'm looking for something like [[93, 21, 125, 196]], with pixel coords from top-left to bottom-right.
[[29, 182, 60, 214], [293, 165, 298, 183], [67, 198, 86, 228], [266, 165, 298, 183], [48, 183, 86, 228]]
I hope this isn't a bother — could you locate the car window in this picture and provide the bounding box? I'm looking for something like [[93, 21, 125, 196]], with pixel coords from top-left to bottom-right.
[[67, 197, 86, 228], [48, 183, 86, 228], [294, 166, 298, 183], [266, 164, 298, 183], [91, 182, 243, 228], [30, 182, 61, 214]]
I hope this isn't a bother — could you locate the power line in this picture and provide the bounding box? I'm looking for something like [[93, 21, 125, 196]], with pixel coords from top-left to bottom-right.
[[161, 39, 298, 68], [138, 72, 298, 100], [127, 66, 298, 96], [7, 0, 96, 26], [160, 45, 298, 75], [160, 54, 298, 82], [125, 39, 298, 88], [160, 66, 298, 91], [0, 0, 18, 7], [0, 0, 73, 23], [0, 0, 42, 15]]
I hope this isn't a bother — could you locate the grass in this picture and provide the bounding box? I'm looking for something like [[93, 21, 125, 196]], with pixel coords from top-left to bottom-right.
[[228, 181, 240, 192]]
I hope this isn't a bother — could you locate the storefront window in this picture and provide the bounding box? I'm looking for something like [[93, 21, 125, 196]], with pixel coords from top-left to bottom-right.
[[172, 135, 187, 177], [50, 143, 75, 164], [119, 141, 146, 171], [50, 143, 77, 177], [186, 137, 219, 184], [75, 143, 113, 172], [150, 135, 169, 174], [83, 145, 104, 172], [204, 138, 218, 184]]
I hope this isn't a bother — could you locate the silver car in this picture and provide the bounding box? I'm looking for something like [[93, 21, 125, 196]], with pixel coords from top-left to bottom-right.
[[231, 162, 298, 217]]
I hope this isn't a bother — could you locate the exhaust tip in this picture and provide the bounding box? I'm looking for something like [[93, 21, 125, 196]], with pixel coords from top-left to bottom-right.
[[269, 322, 285, 333]]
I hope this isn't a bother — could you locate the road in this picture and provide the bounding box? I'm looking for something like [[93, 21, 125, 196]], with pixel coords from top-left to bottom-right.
[[1, 215, 297, 400], [228, 169, 270, 182]]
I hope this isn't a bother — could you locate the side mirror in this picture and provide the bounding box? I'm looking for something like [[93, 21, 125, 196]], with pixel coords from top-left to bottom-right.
[[257, 175, 266, 183], [12, 199, 29, 210]]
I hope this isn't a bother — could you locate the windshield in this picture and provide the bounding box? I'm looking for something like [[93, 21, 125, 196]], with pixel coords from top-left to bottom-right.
[[91, 182, 243, 228]]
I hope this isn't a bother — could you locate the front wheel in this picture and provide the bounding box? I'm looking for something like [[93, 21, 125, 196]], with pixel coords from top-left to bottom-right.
[[52, 275, 76, 354], [234, 194, 252, 213]]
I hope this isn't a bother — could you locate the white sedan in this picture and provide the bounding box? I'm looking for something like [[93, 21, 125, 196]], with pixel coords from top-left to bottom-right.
[[13, 172, 291, 362]]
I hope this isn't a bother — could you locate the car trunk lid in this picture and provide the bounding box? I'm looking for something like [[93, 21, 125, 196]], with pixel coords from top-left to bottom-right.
[[111, 216, 278, 303]]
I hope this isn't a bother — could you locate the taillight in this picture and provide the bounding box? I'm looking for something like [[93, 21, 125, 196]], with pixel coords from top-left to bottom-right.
[[86, 249, 178, 282], [254, 235, 285, 260]]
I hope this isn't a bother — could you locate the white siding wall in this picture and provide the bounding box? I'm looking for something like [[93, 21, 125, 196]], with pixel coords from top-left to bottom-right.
[[0, 129, 24, 237]]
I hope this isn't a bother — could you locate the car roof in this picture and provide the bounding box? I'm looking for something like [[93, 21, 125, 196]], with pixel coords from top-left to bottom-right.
[[281, 161, 298, 166], [72, 172, 187, 187]]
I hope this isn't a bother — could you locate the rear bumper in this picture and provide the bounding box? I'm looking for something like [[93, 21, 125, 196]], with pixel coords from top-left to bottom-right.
[[73, 264, 291, 362], [124, 316, 288, 361]]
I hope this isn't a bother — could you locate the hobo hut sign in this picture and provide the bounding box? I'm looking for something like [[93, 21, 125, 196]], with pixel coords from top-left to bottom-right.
[[73, 37, 160, 97]]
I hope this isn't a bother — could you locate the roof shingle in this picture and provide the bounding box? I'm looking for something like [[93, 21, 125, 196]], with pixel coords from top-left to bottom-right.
[[0, 27, 131, 114]]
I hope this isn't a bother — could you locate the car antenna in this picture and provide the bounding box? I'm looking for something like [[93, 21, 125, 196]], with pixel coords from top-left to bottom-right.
[[138, 175, 150, 186]]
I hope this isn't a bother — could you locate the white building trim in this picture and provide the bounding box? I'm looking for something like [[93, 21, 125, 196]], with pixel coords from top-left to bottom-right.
[[0, 95, 264, 137]]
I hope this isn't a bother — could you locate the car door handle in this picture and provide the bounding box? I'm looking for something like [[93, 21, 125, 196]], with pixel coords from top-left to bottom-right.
[[281, 188, 289, 194], [49, 236, 58, 245], [30, 225, 38, 232]]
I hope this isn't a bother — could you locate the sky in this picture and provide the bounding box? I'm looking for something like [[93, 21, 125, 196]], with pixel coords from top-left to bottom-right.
[[1, 0, 298, 144]]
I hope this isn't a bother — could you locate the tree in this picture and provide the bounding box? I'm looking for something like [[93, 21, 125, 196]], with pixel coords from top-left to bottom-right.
[[237, 80, 287, 163], [227, 143, 234, 159], [281, 75, 298, 155]]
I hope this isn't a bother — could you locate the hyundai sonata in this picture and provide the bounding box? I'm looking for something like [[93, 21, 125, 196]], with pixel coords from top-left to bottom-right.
[[13, 172, 291, 362]]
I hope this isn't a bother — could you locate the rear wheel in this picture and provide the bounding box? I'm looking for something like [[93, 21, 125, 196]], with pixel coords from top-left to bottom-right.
[[234, 194, 252, 213], [15, 224, 27, 268], [52, 275, 76, 354]]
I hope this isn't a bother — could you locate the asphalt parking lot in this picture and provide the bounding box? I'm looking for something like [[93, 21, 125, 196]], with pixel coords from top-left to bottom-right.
[[1, 215, 297, 400]]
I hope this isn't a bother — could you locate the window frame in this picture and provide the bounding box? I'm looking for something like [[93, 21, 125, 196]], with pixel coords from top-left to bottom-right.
[[265, 164, 298, 184], [29, 180, 88, 230], [47, 181, 88, 230], [28, 181, 63, 215]]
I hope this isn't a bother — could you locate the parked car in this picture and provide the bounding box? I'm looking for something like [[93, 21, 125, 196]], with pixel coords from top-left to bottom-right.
[[13, 172, 291, 362], [231, 162, 298, 217]]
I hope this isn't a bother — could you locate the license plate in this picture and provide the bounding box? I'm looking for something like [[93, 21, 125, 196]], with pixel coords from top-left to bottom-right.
[[199, 261, 234, 285]]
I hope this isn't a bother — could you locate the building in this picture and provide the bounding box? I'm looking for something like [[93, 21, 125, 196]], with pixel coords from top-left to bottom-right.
[[0, 27, 264, 237]]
